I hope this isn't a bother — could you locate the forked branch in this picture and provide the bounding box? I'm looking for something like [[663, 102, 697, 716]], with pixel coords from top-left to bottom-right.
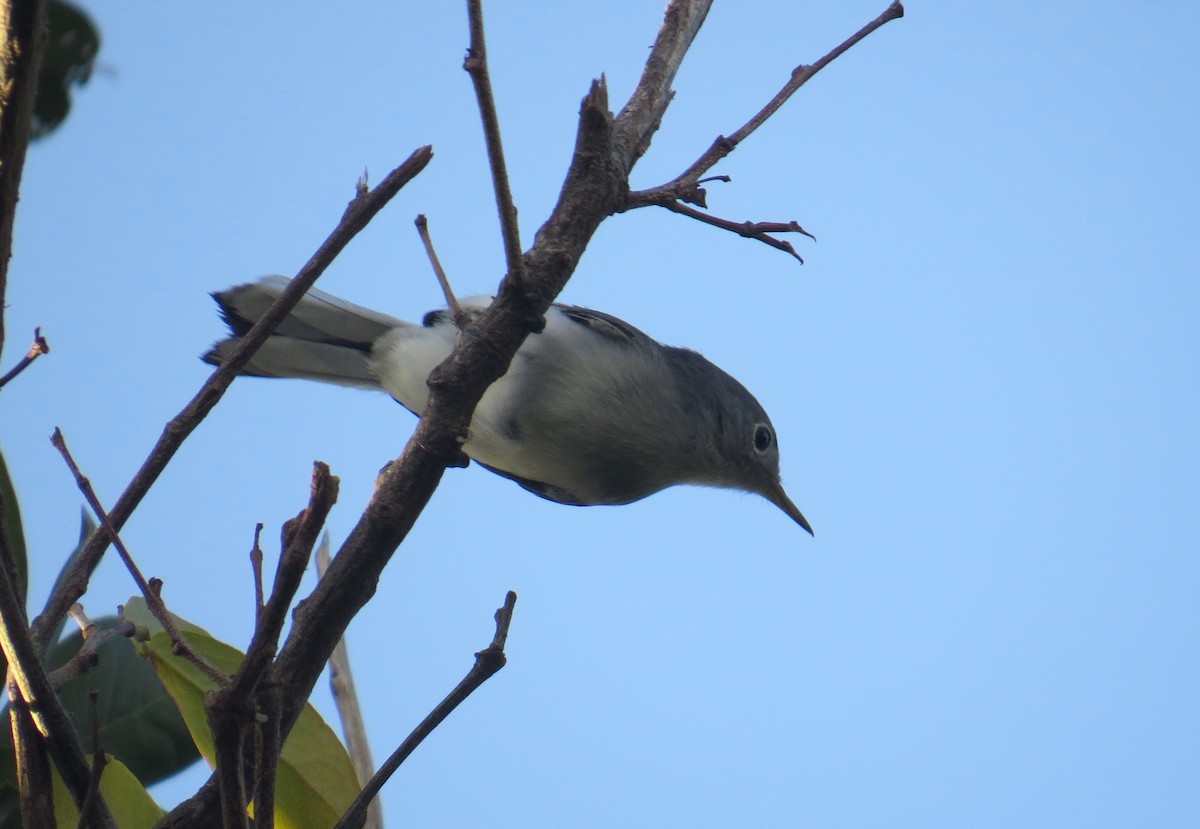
[[624, 0, 904, 258]]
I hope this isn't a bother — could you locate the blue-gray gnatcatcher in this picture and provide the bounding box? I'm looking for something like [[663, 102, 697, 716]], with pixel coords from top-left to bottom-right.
[[205, 276, 812, 534]]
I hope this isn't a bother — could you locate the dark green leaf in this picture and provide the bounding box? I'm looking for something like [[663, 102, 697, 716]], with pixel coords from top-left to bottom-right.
[[0, 447, 29, 605], [33, 0, 101, 139], [125, 598, 361, 829], [47, 616, 201, 786]]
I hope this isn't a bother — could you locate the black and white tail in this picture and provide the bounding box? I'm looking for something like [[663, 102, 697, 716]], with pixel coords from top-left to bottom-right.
[[202, 276, 405, 389]]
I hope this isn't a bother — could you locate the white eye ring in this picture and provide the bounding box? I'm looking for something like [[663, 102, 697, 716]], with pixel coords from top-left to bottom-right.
[[753, 424, 773, 453]]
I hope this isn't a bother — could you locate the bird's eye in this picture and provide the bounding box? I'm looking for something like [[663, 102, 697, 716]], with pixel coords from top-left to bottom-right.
[[753, 424, 773, 453]]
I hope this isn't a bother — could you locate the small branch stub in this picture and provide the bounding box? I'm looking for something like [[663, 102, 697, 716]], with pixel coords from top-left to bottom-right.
[[0, 326, 49, 389]]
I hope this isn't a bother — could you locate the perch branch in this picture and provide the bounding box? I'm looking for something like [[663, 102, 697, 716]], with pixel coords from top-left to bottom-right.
[[332, 592, 517, 829], [464, 0, 526, 289], [0, 327, 49, 390], [29, 147, 432, 654], [51, 428, 228, 687]]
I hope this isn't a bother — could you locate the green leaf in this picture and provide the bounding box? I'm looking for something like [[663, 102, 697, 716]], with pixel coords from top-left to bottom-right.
[[46, 616, 200, 785], [33, 0, 101, 139], [0, 446, 29, 604], [52, 755, 164, 829], [124, 598, 361, 829]]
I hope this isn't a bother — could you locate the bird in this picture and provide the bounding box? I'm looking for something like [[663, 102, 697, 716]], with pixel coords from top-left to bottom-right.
[[204, 276, 812, 534]]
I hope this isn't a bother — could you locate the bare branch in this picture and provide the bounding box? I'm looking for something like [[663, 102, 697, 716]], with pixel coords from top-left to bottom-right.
[[250, 523, 265, 620], [235, 463, 338, 699], [332, 592, 517, 829], [47, 615, 136, 690], [0, 516, 116, 828], [638, 0, 902, 201], [29, 147, 433, 654], [624, 1, 904, 256], [207, 464, 337, 829], [464, 0, 526, 289], [0, 327, 49, 390], [51, 428, 228, 687], [651, 198, 815, 262], [75, 692, 107, 829], [315, 536, 382, 829], [612, 0, 713, 161], [0, 0, 50, 366], [415, 215, 467, 330]]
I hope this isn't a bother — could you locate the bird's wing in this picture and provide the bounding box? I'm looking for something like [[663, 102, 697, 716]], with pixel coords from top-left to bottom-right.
[[554, 304, 658, 348]]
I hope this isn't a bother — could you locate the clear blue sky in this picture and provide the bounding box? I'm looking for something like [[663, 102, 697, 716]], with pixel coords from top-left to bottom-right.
[[3, 1, 1197, 826]]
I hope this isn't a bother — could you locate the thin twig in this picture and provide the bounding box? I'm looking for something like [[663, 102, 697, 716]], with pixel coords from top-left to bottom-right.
[[464, 0, 526, 290], [681, 0, 903, 186], [234, 463, 338, 698], [51, 428, 228, 687], [47, 617, 136, 690], [207, 464, 337, 829], [415, 215, 467, 329], [624, 1, 904, 255], [75, 691, 107, 829], [332, 592, 517, 829], [250, 523, 265, 622], [654, 199, 815, 261], [29, 147, 433, 655], [315, 535, 382, 829], [0, 327, 49, 390]]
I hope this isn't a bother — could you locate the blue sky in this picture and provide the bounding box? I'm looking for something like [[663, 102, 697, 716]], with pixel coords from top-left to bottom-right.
[[2, 1, 1197, 826]]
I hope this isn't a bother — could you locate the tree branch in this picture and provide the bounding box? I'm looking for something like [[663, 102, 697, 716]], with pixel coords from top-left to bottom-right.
[[208, 463, 338, 829], [0, 516, 115, 828], [332, 592, 517, 829], [0, 0, 50, 367], [464, 0, 526, 290], [29, 147, 432, 654], [51, 428, 228, 687], [651, 198, 816, 262], [315, 537, 382, 829], [0, 327, 49, 390], [624, 1, 904, 253]]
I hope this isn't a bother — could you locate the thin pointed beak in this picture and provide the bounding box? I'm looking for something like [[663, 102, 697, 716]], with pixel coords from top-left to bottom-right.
[[763, 480, 814, 535]]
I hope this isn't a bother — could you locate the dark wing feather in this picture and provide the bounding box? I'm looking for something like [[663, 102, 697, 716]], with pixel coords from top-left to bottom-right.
[[555, 305, 657, 348]]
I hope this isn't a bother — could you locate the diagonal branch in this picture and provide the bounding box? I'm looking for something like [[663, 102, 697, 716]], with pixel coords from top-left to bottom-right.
[[29, 147, 432, 654], [0, 510, 116, 829], [0, 327, 49, 390], [624, 1, 904, 255], [652, 198, 816, 262], [332, 592, 517, 829], [51, 428, 228, 687]]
